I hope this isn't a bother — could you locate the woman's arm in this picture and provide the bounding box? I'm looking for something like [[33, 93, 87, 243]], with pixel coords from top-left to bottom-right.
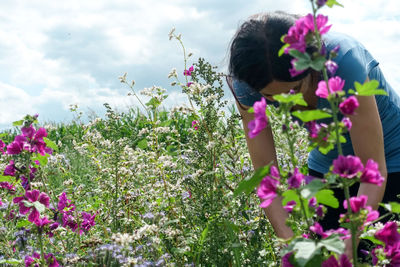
[[237, 101, 294, 239], [348, 79, 387, 209]]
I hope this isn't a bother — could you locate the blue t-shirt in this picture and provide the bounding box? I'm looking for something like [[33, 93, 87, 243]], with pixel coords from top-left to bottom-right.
[[232, 32, 400, 174]]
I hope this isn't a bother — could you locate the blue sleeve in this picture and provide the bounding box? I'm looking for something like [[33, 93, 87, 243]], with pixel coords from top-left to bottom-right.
[[232, 79, 264, 107], [335, 46, 379, 94]]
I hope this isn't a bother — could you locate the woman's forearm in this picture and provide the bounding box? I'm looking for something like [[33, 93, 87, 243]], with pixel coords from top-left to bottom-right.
[[263, 196, 294, 239]]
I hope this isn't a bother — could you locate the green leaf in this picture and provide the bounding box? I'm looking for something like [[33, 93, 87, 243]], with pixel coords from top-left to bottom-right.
[[43, 137, 58, 152], [381, 202, 400, 213], [32, 201, 46, 213], [300, 179, 325, 199], [22, 200, 34, 208], [289, 50, 311, 61], [0, 259, 22, 265], [0, 133, 8, 138], [0, 175, 14, 183], [279, 43, 290, 57], [234, 164, 271, 197], [318, 235, 345, 254], [12, 120, 23, 126], [137, 139, 148, 149], [248, 107, 254, 113], [354, 80, 388, 96], [292, 110, 332, 122], [282, 189, 300, 206], [310, 56, 326, 71], [32, 154, 48, 166], [16, 219, 31, 228], [326, 0, 344, 8], [318, 143, 334, 155], [315, 189, 339, 208], [292, 239, 319, 267], [273, 93, 307, 106]]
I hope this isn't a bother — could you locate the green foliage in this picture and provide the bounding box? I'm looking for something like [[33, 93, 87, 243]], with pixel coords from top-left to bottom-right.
[[292, 110, 332, 122], [349, 80, 388, 96]]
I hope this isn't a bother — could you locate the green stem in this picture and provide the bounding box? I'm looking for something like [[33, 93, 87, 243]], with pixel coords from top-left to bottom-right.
[[343, 181, 358, 266], [37, 229, 46, 265]]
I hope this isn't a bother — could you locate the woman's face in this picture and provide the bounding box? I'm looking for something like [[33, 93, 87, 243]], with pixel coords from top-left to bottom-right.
[[259, 76, 308, 102]]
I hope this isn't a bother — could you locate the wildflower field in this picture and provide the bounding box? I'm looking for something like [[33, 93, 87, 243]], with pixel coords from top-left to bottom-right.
[[1, 0, 400, 266]]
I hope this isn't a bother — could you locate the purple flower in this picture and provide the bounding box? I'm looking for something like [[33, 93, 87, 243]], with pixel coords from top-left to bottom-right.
[[0, 181, 15, 192], [6, 135, 26, 155], [257, 176, 279, 208], [325, 60, 338, 76], [316, 205, 324, 217], [282, 252, 294, 267], [315, 76, 345, 98], [365, 206, 379, 224], [284, 200, 297, 213], [332, 155, 364, 179], [288, 168, 304, 189], [343, 195, 368, 213], [4, 160, 16, 176], [270, 165, 280, 179], [360, 159, 385, 186], [13, 189, 50, 223], [183, 66, 194, 76], [248, 97, 268, 138], [44, 253, 59, 267], [187, 82, 193, 87], [331, 44, 341, 54], [304, 14, 332, 35], [375, 221, 400, 247], [317, 0, 328, 7], [339, 96, 359, 115], [310, 222, 329, 238], [322, 254, 352, 267], [341, 117, 352, 130], [0, 139, 5, 154], [192, 120, 199, 130], [25, 252, 40, 267], [58, 192, 75, 212], [79, 211, 96, 235], [34, 216, 51, 228], [308, 197, 317, 208]]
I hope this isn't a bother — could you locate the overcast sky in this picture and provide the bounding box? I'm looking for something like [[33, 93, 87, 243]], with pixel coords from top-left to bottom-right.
[[0, 0, 399, 129]]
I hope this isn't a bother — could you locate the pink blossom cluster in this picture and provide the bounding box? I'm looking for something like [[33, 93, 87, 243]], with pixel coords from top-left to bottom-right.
[[6, 125, 52, 156], [25, 251, 59, 267], [333, 155, 385, 186], [247, 97, 268, 138], [372, 221, 400, 265]]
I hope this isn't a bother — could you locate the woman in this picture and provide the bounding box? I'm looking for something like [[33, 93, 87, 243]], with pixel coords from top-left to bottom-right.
[[227, 11, 400, 254]]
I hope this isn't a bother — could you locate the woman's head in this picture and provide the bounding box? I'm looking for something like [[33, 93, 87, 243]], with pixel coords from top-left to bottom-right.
[[228, 11, 311, 92]]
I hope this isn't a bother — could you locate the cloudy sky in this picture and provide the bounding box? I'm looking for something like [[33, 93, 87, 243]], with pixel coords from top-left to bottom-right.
[[0, 0, 399, 129]]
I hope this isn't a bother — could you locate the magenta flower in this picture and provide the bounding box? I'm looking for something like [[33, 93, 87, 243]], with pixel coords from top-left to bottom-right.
[[192, 120, 199, 130], [183, 65, 194, 76], [325, 227, 351, 240], [332, 155, 364, 179], [365, 206, 379, 223], [34, 216, 51, 228], [360, 159, 385, 186], [257, 175, 279, 208], [315, 76, 345, 98], [282, 252, 294, 267], [341, 117, 352, 130], [58, 192, 75, 212], [284, 18, 308, 53], [0, 198, 3, 207], [310, 222, 330, 238], [325, 60, 338, 76], [0, 181, 16, 192], [6, 135, 26, 155], [79, 211, 97, 235], [303, 14, 332, 35], [3, 160, 16, 176], [25, 251, 40, 267], [322, 254, 352, 267], [375, 221, 400, 247], [288, 168, 304, 189], [343, 195, 368, 213], [45, 253, 59, 267], [316, 205, 324, 217], [248, 97, 268, 138], [284, 200, 297, 213], [270, 165, 280, 179], [339, 96, 359, 115], [317, 0, 328, 7], [0, 139, 5, 154], [187, 82, 193, 87], [13, 189, 50, 223], [308, 197, 317, 208]]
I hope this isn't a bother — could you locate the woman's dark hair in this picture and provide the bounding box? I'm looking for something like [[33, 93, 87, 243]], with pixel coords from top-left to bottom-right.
[[228, 11, 311, 92]]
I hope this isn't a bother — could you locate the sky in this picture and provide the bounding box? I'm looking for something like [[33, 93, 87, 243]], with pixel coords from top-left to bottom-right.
[[0, 0, 399, 129]]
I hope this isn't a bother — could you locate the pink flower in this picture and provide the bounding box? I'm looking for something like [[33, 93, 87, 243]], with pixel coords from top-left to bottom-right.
[[6, 135, 26, 155], [316, 205, 324, 217], [257, 175, 279, 208], [375, 221, 400, 247], [303, 14, 332, 35], [192, 120, 199, 130], [315, 76, 345, 98], [3, 160, 16, 176], [282, 252, 294, 267], [360, 159, 385, 186], [310, 222, 330, 238], [187, 82, 193, 87], [339, 96, 359, 115], [288, 168, 304, 189], [13, 189, 50, 223], [0, 181, 15, 192], [341, 117, 352, 130], [79, 211, 96, 235], [343, 195, 368, 213], [322, 254, 352, 267], [34, 216, 51, 228], [58, 192, 75, 212], [284, 200, 297, 213], [308, 197, 317, 208], [183, 65, 194, 76], [332, 155, 364, 179], [24, 251, 40, 267], [365, 206, 379, 223], [269, 165, 280, 179], [325, 60, 338, 76], [289, 58, 306, 77], [0, 139, 5, 154], [248, 98, 268, 138]]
